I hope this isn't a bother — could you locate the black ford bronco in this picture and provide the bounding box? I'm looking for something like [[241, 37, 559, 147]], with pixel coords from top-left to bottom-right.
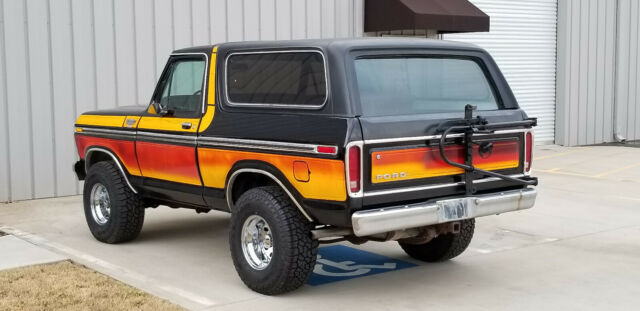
[[74, 38, 537, 295]]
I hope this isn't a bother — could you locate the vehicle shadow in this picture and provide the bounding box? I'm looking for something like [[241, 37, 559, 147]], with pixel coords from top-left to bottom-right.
[[294, 260, 489, 303], [134, 209, 231, 244]]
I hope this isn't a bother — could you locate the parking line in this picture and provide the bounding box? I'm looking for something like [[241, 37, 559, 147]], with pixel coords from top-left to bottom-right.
[[534, 148, 591, 161], [592, 162, 640, 178], [537, 161, 640, 179], [535, 169, 594, 178]]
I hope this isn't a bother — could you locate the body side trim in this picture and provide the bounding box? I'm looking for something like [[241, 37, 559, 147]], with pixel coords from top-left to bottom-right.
[[85, 147, 138, 194], [136, 131, 198, 146], [198, 137, 338, 155], [226, 168, 313, 222], [78, 127, 136, 136], [363, 174, 526, 197], [363, 129, 528, 145]]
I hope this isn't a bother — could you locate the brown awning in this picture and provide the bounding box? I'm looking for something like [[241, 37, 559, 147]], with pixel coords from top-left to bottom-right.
[[365, 0, 490, 34]]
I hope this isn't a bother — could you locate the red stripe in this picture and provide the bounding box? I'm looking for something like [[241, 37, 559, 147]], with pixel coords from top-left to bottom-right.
[[75, 135, 141, 176], [136, 141, 201, 185]]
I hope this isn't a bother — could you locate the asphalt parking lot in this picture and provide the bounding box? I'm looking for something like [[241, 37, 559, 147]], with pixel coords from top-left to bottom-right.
[[2, 145, 640, 310]]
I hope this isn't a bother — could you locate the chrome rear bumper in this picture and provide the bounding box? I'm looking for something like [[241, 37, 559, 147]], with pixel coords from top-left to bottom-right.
[[351, 188, 537, 237]]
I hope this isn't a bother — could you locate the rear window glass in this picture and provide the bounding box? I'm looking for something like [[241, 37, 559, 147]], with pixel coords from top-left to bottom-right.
[[354, 57, 499, 116], [226, 52, 327, 107]]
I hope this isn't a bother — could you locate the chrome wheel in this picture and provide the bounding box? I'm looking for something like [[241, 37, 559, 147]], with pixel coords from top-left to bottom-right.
[[90, 183, 111, 225], [241, 215, 273, 270]]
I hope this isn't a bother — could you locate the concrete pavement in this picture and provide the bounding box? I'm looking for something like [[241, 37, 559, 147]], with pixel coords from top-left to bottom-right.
[[1, 145, 640, 310], [0, 234, 66, 270]]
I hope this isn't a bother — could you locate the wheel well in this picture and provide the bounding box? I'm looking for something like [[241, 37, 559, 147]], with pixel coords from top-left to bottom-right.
[[85, 148, 138, 194], [229, 172, 277, 205], [86, 151, 113, 169]]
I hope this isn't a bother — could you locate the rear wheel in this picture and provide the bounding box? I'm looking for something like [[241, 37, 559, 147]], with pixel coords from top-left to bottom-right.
[[83, 161, 144, 244], [399, 219, 475, 262], [229, 186, 318, 295]]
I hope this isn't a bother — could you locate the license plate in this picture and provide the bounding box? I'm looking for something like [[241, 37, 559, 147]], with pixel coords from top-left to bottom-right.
[[437, 198, 469, 222]]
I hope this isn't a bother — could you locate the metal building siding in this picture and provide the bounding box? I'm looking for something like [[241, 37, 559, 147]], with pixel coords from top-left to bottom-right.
[[445, 0, 558, 144], [0, 0, 363, 203], [556, 0, 617, 146], [616, 0, 640, 142]]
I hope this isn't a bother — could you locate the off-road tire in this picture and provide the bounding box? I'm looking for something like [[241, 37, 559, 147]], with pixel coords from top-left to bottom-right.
[[399, 219, 475, 262], [83, 161, 144, 244], [229, 186, 318, 295]]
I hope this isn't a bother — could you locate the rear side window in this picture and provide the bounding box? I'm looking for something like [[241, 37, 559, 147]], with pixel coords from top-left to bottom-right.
[[354, 57, 499, 116], [226, 51, 327, 108]]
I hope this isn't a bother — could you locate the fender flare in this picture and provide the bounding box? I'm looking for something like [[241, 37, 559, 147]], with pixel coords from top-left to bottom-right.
[[225, 165, 313, 222], [85, 147, 138, 194]]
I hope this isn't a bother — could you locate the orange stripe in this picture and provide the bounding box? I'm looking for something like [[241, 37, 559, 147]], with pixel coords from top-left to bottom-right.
[[371, 141, 519, 183], [198, 149, 346, 201]]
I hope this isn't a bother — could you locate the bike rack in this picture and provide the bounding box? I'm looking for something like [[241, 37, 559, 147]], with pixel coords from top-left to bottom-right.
[[438, 105, 538, 195]]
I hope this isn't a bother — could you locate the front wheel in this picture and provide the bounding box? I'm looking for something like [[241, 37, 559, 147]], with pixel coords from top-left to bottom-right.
[[83, 161, 144, 244], [229, 186, 318, 295], [398, 219, 475, 262]]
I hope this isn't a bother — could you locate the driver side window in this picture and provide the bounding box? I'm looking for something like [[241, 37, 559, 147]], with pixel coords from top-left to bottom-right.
[[156, 58, 206, 115]]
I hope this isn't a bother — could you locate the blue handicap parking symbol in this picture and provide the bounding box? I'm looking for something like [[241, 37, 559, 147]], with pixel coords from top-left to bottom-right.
[[308, 245, 417, 286]]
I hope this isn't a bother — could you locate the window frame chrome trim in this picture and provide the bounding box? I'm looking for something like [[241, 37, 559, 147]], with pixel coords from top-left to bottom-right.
[[226, 168, 313, 222], [223, 49, 329, 110], [168, 52, 210, 114]]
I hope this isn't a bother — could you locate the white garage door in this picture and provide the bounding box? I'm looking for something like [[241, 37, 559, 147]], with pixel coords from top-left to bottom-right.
[[445, 0, 558, 144]]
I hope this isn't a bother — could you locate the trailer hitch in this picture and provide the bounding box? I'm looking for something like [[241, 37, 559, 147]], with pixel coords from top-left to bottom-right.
[[438, 105, 538, 195]]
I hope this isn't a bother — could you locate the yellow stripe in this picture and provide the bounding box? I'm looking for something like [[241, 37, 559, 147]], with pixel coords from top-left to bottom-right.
[[207, 48, 217, 106], [198, 48, 217, 133], [137, 116, 201, 132], [199, 105, 215, 133], [76, 115, 126, 128]]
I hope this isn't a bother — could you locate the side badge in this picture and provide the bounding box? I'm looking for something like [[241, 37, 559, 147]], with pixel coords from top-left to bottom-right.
[[125, 119, 137, 128]]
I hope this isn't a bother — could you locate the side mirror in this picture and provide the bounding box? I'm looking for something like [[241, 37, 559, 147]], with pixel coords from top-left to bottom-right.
[[157, 102, 174, 116]]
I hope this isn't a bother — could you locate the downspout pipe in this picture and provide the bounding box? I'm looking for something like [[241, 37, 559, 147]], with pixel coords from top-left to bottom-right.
[[613, 0, 626, 143]]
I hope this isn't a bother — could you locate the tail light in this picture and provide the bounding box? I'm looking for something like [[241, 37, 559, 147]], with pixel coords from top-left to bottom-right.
[[525, 132, 533, 173], [347, 145, 361, 193]]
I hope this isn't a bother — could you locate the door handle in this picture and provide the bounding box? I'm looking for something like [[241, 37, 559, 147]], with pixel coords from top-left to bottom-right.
[[182, 122, 192, 130]]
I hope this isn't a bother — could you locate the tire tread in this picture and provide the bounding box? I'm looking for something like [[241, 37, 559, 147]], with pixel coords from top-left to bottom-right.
[[399, 219, 475, 262], [84, 161, 144, 244], [230, 186, 317, 295]]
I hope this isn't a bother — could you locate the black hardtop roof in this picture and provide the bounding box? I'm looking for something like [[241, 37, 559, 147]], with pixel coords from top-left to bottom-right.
[[172, 37, 484, 55]]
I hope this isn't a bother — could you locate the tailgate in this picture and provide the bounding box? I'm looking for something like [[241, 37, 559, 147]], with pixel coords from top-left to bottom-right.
[[357, 112, 534, 207], [370, 138, 520, 184]]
